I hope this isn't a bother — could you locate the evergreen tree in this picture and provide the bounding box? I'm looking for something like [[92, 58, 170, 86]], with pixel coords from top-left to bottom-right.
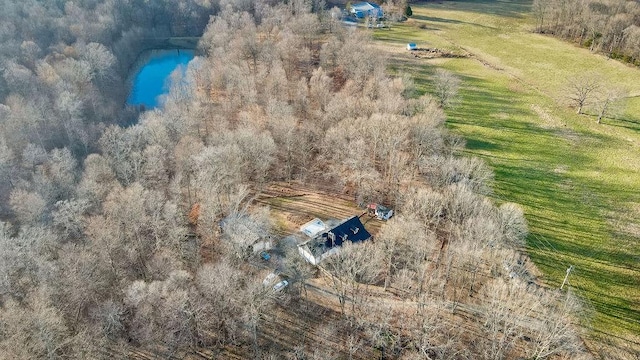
[[405, 5, 412, 17]]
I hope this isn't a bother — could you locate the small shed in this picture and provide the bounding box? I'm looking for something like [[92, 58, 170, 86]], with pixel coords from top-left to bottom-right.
[[367, 203, 394, 220], [407, 43, 417, 50]]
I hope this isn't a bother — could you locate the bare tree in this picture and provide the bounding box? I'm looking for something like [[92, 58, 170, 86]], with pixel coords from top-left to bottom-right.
[[241, 279, 276, 358], [525, 289, 587, 359], [36, 147, 79, 204], [594, 86, 627, 124], [497, 202, 529, 248], [80, 43, 117, 83], [0, 294, 71, 359], [309, 67, 333, 112], [0, 3, 600, 358], [0, 223, 57, 302], [90, 299, 126, 341], [221, 206, 271, 261], [52, 198, 90, 242], [99, 125, 146, 185], [532, 0, 553, 32], [425, 155, 493, 195], [9, 189, 47, 225], [102, 182, 159, 279], [375, 216, 428, 292], [480, 278, 534, 360], [194, 261, 245, 346], [328, 7, 342, 33], [408, 107, 446, 171], [324, 241, 383, 316], [433, 69, 461, 109], [224, 127, 276, 185], [358, 299, 402, 358], [141, 145, 170, 190], [52, 243, 116, 329], [124, 271, 198, 354], [400, 186, 446, 228], [565, 73, 601, 114], [76, 153, 118, 209], [345, 332, 365, 360], [283, 246, 316, 301], [530, 0, 640, 62]]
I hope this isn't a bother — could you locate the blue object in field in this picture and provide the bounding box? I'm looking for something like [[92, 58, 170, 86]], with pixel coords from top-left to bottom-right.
[[127, 49, 195, 109], [260, 252, 271, 261]]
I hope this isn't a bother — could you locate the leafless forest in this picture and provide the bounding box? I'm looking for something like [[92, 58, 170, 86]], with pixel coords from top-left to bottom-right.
[[0, 0, 592, 359], [533, 0, 640, 64]]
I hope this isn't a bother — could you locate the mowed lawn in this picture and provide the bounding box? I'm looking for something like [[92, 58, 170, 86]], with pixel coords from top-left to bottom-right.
[[374, 0, 640, 356]]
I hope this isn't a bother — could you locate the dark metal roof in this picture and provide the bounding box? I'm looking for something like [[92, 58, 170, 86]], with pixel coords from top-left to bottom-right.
[[321, 216, 371, 248]]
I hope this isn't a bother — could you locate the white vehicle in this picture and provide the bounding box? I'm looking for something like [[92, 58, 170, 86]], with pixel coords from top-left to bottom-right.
[[273, 280, 289, 292]]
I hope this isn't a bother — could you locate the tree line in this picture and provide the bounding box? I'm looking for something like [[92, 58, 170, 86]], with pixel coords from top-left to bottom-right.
[[0, 0, 590, 358], [533, 0, 640, 65]]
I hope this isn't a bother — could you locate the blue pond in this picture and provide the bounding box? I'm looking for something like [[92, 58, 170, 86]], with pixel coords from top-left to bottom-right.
[[127, 49, 195, 109]]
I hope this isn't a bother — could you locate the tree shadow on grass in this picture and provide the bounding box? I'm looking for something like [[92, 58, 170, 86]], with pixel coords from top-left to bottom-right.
[[419, 0, 532, 19], [412, 25, 441, 31], [604, 117, 640, 132], [410, 14, 497, 30], [464, 138, 501, 151], [571, 267, 640, 317]]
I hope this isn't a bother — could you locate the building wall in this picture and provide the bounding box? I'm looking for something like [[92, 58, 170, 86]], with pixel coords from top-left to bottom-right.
[[252, 240, 273, 253], [298, 246, 318, 265]]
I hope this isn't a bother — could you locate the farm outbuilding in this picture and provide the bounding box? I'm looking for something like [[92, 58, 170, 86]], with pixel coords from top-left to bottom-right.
[[367, 203, 393, 220], [300, 218, 328, 238]]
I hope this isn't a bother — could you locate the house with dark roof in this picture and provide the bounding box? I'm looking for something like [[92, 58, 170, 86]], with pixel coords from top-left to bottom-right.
[[298, 216, 371, 265]]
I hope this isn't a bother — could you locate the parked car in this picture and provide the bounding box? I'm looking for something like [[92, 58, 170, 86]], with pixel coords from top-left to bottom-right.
[[273, 280, 289, 292], [260, 251, 271, 261]]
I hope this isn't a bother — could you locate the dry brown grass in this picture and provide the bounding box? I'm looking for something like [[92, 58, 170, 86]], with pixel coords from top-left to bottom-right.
[[256, 181, 386, 237]]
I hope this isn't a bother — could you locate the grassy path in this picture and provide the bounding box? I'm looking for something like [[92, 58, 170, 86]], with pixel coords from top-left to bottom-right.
[[374, 1, 640, 357]]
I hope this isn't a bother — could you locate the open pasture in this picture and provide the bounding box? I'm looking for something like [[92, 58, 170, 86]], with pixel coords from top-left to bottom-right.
[[374, 1, 640, 357]]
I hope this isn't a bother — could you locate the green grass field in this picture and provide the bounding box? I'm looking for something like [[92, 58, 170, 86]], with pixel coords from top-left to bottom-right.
[[374, 1, 640, 357]]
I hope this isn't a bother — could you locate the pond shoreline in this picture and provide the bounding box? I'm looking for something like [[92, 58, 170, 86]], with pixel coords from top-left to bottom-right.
[[127, 48, 195, 109], [123, 37, 200, 107], [124, 37, 200, 108], [127, 37, 199, 72]]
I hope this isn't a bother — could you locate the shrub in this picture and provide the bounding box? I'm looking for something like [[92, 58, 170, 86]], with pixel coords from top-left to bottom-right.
[[405, 6, 413, 17]]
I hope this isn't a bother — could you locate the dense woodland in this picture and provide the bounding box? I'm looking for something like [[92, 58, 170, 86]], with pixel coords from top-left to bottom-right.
[[533, 0, 640, 64], [0, 0, 591, 359]]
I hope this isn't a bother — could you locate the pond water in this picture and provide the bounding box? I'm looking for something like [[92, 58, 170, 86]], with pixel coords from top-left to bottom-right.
[[127, 49, 195, 109]]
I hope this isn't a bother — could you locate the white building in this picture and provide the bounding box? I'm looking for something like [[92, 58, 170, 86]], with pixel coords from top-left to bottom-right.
[[350, 2, 384, 19]]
